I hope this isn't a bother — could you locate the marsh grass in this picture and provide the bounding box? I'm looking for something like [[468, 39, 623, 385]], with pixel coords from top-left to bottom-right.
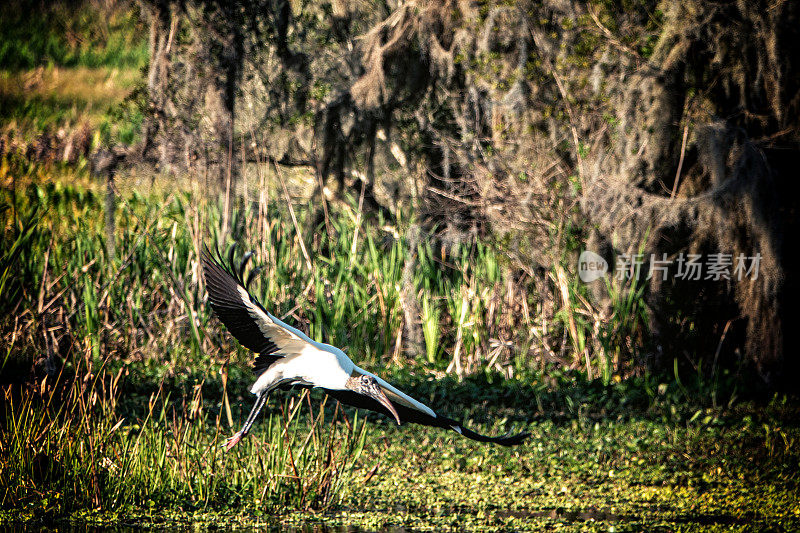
[[0, 157, 660, 396], [4, 161, 788, 527], [0, 67, 145, 149], [0, 1, 148, 71], [0, 162, 547, 516], [0, 155, 651, 387], [1, 346, 368, 515], [0, 0, 147, 147]]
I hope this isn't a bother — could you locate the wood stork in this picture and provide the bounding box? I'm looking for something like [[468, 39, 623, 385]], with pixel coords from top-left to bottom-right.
[[202, 246, 529, 450]]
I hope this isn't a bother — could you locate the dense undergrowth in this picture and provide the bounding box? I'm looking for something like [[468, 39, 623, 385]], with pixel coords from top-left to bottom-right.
[[0, 157, 652, 383], [0, 0, 147, 152], [1, 1, 798, 529], [0, 0, 148, 71], [1, 163, 798, 530]]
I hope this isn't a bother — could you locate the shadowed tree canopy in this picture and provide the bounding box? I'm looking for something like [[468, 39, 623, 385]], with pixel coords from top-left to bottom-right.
[[135, 0, 800, 388]]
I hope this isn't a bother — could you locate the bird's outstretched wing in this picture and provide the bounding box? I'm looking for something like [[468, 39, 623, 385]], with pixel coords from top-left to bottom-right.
[[324, 374, 530, 447], [202, 246, 310, 374]]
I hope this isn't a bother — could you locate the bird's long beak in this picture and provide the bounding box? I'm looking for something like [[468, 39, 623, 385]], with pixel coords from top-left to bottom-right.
[[369, 387, 402, 426]]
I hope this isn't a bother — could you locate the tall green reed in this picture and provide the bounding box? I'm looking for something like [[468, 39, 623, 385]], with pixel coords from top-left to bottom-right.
[[2, 161, 653, 387], [1, 349, 367, 513], [0, 158, 662, 519]]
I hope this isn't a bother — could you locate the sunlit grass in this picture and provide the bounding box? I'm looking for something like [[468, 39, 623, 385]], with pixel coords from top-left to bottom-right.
[[0, 0, 147, 144], [1, 165, 797, 529], [1, 353, 368, 516], [0, 163, 541, 518], [0, 0, 148, 71], [0, 66, 143, 145]]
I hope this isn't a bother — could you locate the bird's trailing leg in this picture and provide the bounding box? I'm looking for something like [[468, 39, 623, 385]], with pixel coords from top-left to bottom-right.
[[224, 391, 269, 451]]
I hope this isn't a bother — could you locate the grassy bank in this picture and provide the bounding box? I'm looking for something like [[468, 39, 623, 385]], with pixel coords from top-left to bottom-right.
[[0, 0, 147, 147], [0, 67, 143, 144], [1, 165, 798, 530], [0, 1, 148, 71], [1, 1, 798, 529], [3, 359, 798, 530]]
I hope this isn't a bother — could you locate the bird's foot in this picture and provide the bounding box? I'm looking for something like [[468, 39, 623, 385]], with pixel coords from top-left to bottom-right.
[[223, 432, 243, 451]]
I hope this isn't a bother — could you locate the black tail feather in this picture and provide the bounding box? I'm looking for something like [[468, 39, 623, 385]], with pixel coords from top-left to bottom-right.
[[455, 424, 531, 446], [438, 414, 529, 446], [325, 388, 529, 447]]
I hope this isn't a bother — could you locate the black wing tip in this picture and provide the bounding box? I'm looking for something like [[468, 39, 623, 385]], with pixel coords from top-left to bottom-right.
[[202, 242, 280, 371], [202, 243, 258, 288], [201, 244, 231, 280]]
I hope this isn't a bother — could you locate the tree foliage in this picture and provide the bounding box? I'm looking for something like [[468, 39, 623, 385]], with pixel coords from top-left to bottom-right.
[[136, 0, 800, 386]]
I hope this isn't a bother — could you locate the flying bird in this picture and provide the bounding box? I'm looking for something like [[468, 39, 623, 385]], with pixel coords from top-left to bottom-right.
[[202, 246, 529, 450]]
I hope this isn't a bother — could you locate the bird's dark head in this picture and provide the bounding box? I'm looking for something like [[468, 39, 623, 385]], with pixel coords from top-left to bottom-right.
[[346, 373, 401, 426]]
